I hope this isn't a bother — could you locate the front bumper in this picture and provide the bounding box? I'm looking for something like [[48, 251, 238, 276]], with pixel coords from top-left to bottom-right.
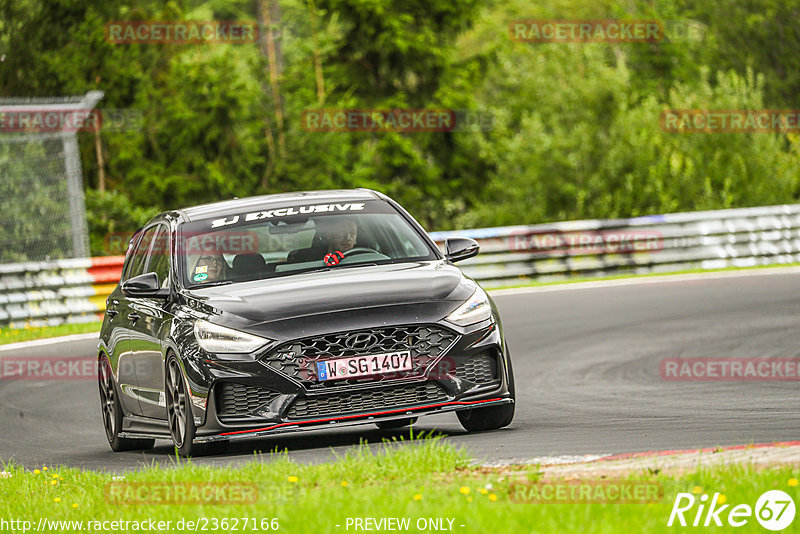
[[198, 397, 513, 443], [175, 318, 512, 442]]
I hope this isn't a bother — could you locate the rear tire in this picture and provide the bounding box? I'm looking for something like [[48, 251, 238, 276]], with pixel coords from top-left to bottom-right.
[[166, 357, 197, 457], [457, 350, 515, 432], [98, 356, 155, 452], [375, 417, 417, 429]]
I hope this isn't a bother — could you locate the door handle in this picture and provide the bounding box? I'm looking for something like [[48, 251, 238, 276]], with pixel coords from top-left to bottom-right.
[[106, 299, 120, 318], [127, 312, 141, 322]]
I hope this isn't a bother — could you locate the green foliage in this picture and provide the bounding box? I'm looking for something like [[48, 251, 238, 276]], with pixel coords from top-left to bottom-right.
[[2, 0, 800, 252], [85, 190, 160, 256], [681, 0, 800, 107], [0, 139, 77, 262], [453, 0, 800, 227]]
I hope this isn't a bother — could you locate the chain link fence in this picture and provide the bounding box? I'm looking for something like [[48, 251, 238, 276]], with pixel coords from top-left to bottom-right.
[[0, 92, 102, 263]]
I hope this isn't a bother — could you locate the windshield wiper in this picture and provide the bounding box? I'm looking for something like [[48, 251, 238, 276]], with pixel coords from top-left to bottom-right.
[[191, 280, 234, 288], [299, 262, 378, 275]]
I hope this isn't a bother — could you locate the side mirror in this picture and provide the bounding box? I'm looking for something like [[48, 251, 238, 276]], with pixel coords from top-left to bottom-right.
[[445, 237, 479, 263], [121, 272, 169, 299]]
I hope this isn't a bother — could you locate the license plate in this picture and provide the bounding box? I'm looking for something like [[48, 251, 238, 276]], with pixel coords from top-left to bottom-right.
[[316, 351, 412, 381]]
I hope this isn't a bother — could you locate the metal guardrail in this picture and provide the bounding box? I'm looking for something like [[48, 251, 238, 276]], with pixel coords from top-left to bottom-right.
[[3, 204, 800, 327], [430, 204, 800, 287], [0, 257, 123, 328]]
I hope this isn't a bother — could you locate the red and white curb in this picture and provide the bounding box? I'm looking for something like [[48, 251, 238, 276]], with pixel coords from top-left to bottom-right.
[[483, 441, 800, 476]]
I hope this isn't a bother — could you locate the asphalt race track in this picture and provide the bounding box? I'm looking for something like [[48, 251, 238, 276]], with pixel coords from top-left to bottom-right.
[[2, 269, 800, 472]]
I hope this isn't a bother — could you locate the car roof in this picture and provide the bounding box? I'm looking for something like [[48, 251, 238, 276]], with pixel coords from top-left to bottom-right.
[[177, 189, 382, 222]]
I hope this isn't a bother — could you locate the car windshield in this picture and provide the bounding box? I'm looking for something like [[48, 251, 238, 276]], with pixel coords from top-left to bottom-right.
[[179, 199, 438, 287]]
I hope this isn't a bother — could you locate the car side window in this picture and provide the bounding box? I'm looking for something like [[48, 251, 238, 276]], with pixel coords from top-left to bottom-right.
[[121, 232, 141, 281], [125, 226, 158, 281], [146, 225, 171, 288]]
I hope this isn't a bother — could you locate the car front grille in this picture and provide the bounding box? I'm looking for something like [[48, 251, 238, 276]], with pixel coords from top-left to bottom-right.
[[216, 382, 281, 419], [286, 382, 448, 420], [455, 352, 498, 384], [260, 325, 458, 386]]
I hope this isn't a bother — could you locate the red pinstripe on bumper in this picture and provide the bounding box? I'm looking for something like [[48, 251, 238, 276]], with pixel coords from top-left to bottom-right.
[[218, 397, 506, 436]]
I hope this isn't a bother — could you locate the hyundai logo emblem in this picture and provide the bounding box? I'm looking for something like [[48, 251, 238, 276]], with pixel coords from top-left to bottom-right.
[[344, 332, 378, 351]]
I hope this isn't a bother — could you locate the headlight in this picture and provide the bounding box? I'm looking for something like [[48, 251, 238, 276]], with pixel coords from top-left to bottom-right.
[[445, 286, 493, 327], [193, 320, 271, 353]]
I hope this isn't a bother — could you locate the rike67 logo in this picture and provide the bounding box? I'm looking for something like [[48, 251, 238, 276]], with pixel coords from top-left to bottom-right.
[[668, 490, 796, 531]]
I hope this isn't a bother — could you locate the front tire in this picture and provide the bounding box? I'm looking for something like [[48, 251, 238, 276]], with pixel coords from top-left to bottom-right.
[[166, 357, 197, 457], [98, 357, 155, 452], [457, 351, 515, 432]]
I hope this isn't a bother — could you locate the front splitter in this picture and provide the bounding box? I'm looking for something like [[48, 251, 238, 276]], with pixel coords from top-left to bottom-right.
[[195, 397, 513, 443]]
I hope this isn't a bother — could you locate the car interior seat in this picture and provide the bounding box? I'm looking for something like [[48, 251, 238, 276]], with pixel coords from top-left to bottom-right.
[[232, 253, 271, 277]]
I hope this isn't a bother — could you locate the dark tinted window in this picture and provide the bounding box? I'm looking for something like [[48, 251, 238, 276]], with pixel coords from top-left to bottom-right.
[[179, 200, 437, 287], [125, 226, 158, 281], [121, 233, 140, 280], [147, 225, 171, 288]]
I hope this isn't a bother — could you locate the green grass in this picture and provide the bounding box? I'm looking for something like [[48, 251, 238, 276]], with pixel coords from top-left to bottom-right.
[[488, 262, 800, 291], [0, 322, 101, 345], [1, 436, 798, 533]]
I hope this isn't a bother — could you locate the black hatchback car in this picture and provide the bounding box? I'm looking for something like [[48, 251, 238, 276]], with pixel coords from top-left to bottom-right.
[[98, 189, 515, 456]]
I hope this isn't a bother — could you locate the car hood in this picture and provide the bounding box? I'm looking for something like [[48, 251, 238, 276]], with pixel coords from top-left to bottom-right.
[[182, 261, 475, 327]]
